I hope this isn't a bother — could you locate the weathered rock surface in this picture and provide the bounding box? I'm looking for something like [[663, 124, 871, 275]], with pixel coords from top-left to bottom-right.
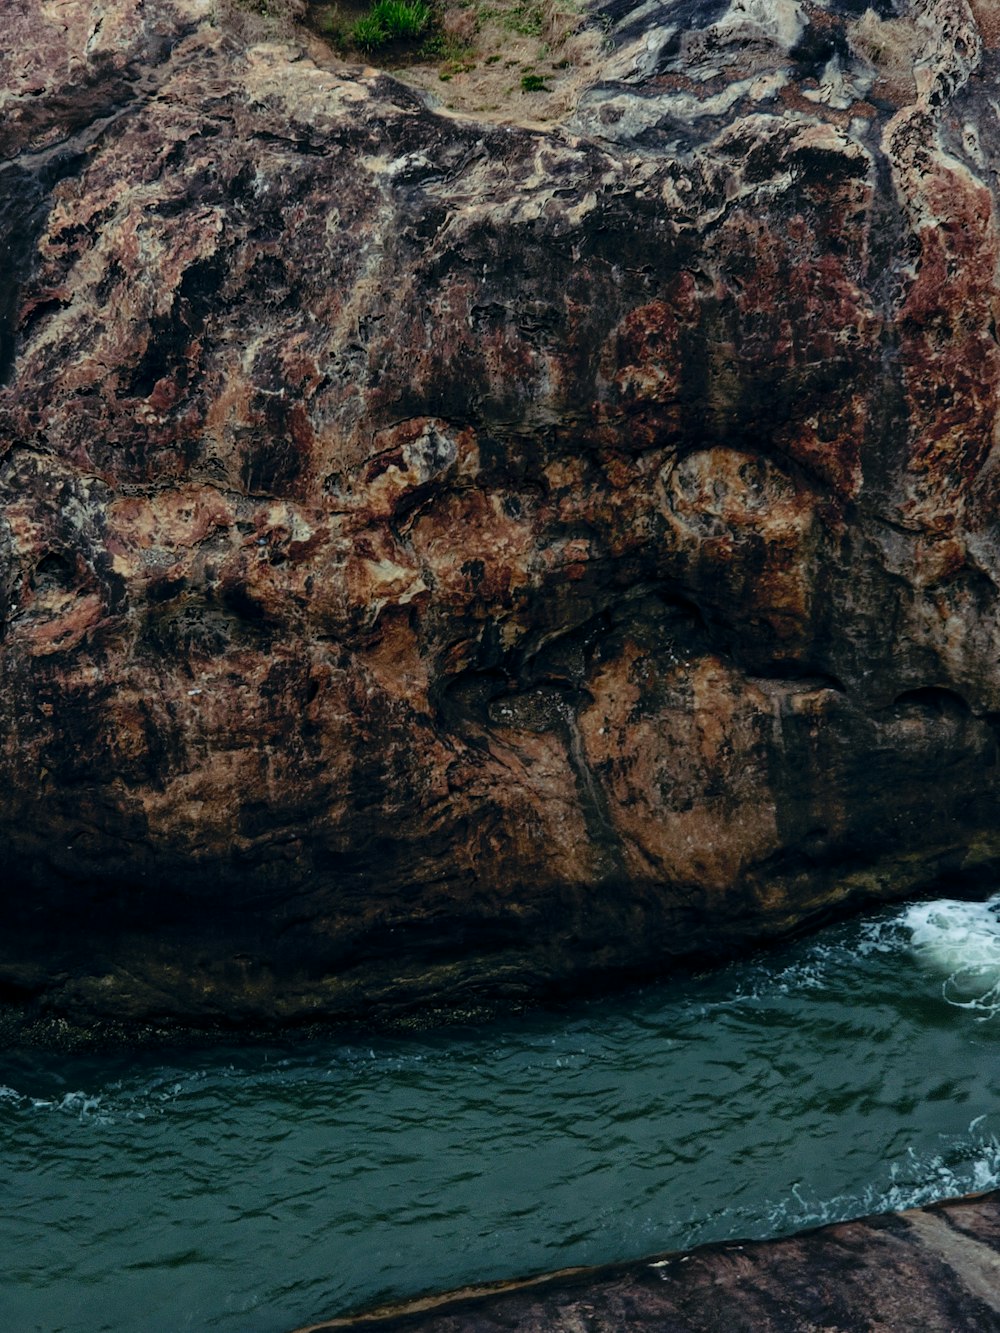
[[295, 1191, 1000, 1331], [2, 0, 1000, 1032]]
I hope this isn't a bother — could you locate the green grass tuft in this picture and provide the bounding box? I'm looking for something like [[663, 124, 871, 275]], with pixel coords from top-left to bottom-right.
[[351, 14, 386, 48], [351, 0, 431, 48]]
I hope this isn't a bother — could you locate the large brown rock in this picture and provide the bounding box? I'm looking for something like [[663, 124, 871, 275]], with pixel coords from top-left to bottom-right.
[[1, 0, 999, 1033]]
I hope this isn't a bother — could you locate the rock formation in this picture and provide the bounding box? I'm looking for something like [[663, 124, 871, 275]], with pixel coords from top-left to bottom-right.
[[1, 0, 999, 1032], [295, 1190, 1000, 1332]]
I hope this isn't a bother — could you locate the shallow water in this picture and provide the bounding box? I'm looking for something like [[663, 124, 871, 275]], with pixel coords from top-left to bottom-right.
[[4, 892, 1000, 1333]]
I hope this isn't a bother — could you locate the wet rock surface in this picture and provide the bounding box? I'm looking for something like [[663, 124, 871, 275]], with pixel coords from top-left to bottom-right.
[[2, 0, 1000, 1032], [296, 1191, 1000, 1332]]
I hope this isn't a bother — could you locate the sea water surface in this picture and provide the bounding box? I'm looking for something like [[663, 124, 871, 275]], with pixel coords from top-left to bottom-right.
[[5, 891, 1000, 1332]]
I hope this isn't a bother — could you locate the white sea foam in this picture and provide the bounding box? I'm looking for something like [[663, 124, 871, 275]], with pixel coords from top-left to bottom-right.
[[24, 1090, 108, 1122], [901, 895, 1000, 1017], [687, 1118, 1000, 1249], [853, 913, 906, 956]]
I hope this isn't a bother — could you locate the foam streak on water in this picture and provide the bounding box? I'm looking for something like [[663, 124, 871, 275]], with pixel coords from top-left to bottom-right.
[[2, 891, 1000, 1332]]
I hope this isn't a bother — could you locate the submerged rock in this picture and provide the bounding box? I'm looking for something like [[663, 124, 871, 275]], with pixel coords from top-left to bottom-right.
[[1, 0, 1000, 1031], [296, 1191, 1000, 1332]]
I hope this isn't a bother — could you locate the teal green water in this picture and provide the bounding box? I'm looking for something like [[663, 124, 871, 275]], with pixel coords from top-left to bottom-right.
[[4, 892, 1000, 1333]]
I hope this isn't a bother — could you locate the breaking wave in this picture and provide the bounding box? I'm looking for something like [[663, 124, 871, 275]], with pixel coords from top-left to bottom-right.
[[903, 893, 1000, 1018]]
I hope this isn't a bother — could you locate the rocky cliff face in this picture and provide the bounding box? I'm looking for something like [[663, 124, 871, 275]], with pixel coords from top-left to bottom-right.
[[1, 0, 999, 1034]]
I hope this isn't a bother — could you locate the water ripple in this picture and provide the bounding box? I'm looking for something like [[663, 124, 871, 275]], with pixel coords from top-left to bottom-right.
[[3, 892, 1000, 1331]]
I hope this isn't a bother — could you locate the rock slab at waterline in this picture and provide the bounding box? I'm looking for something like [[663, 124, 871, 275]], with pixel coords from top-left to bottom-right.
[[3, 0, 1000, 1030], [297, 1191, 1000, 1332]]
